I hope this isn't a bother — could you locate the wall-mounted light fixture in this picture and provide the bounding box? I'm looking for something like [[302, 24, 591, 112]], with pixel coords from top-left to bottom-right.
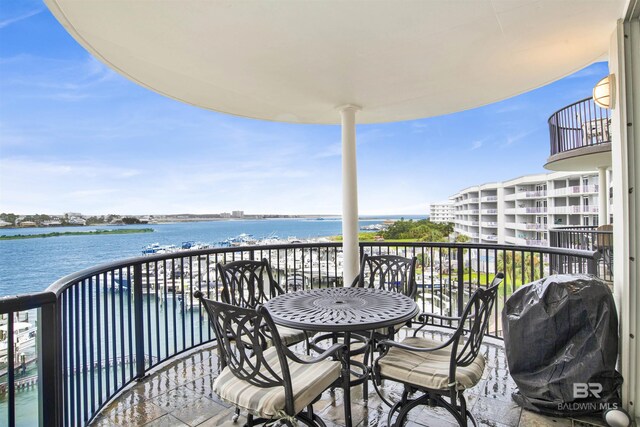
[[593, 74, 615, 109]]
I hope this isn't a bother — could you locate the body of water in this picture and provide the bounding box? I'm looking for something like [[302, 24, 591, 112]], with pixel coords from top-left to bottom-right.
[[0, 216, 424, 296], [0, 215, 428, 425]]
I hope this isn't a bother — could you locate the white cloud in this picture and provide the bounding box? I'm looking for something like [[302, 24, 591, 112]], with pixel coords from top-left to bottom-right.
[[0, 8, 43, 29]]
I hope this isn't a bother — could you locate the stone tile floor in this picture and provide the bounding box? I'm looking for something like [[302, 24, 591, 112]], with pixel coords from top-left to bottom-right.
[[91, 329, 608, 427]]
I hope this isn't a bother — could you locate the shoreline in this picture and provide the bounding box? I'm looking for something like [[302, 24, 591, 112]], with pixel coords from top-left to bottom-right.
[[0, 215, 421, 230], [0, 228, 154, 240]]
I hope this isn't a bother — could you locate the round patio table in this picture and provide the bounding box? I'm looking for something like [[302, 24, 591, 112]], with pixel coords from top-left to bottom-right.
[[265, 287, 419, 427]]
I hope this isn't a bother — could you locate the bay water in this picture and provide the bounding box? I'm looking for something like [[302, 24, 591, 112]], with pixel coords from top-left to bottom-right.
[[0, 216, 423, 425]]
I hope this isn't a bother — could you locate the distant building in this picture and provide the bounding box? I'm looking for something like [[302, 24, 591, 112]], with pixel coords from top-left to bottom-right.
[[231, 210, 244, 218], [429, 200, 454, 223], [449, 171, 605, 247], [68, 217, 87, 226], [220, 212, 231, 218], [0, 220, 12, 227], [18, 221, 37, 228]]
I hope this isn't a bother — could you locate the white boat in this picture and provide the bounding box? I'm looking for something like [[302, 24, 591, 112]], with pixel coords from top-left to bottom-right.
[[0, 321, 37, 357]]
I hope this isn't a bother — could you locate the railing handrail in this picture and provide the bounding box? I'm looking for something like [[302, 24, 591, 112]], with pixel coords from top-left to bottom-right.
[[0, 291, 56, 312], [547, 96, 595, 122], [45, 242, 344, 296], [550, 225, 597, 230], [41, 241, 601, 297]]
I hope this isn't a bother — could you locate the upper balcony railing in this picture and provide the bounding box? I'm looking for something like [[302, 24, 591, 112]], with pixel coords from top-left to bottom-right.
[[552, 185, 599, 196], [548, 97, 611, 156], [0, 241, 599, 427]]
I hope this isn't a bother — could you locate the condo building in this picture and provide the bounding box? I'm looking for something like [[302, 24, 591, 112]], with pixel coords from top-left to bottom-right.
[[429, 200, 454, 223], [450, 171, 611, 247]]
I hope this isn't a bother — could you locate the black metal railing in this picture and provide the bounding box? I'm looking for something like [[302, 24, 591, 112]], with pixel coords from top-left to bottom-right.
[[0, 242, 599, 426], [548, 97, 611, 157], [549, 226, 613, 281]]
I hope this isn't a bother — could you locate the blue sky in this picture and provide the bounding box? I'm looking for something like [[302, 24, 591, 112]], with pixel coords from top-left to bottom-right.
[[0, 1, 610, 216]]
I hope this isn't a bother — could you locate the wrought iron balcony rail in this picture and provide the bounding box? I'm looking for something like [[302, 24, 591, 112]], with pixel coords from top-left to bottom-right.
[[0, 242, 599, 427], [548, 97, 611, 156]]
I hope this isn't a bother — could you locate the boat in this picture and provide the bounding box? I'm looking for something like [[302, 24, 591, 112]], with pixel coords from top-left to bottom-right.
[[0, 322, 37, 357], [142, 243, 179, 255], [360, 223, 387, 231]]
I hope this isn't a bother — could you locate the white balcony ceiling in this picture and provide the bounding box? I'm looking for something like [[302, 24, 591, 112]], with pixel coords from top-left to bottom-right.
[[45, 0, 625, 124]]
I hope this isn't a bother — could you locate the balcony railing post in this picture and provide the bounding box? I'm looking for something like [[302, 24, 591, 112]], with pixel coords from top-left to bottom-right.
[[133, 263, 146, 380], [38, 301, 59, 427], [588, 252, 599, 276], [456, 246, 464, 317]]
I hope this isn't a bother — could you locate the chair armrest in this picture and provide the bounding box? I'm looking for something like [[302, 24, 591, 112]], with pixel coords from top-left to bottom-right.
[[377, 336, 455, 353], [418, 312, 462, 323], [284, 343, 346, 365]]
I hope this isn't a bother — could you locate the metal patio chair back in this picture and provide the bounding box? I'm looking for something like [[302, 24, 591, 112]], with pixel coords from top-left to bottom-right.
[[217, 258, 310, 348], [354, 254, 417, 299], [217, 258, 284, 308], [454, 273, 503, 366], [200, 298, 285, 386]]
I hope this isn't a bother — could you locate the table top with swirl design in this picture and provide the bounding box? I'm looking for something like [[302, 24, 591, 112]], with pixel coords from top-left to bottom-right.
[[264, 287, 419, 332]]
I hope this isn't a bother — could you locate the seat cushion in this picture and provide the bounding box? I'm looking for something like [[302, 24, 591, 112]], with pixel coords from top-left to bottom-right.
[[232, 325, 308, 349], [275, 325, 308, 346], [377, 337, 485, 391], [213, 347, 341, 419]]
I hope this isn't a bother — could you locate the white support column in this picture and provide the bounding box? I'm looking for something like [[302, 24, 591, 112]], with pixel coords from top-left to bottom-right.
[[598, 166, 608, 226], [339, 105, 361, 285], [610, 15, 639, 421]]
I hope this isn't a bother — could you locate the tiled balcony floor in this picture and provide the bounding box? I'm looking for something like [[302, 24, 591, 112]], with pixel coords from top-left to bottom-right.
[[91, 329, 607, 427]]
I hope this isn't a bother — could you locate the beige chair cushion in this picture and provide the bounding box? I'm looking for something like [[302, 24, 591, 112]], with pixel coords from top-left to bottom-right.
[[378, 337, 485, 391], [214, 347, 341, 419], [231, 324, 307, 349], [274, 325, 307, 346]]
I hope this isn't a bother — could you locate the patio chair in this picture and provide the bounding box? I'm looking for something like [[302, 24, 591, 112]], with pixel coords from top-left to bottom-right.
[[194, 294, 348, 427], [354, 254, 418, 341], [372, 272, 504, 427], [217, 258, 310, 347]]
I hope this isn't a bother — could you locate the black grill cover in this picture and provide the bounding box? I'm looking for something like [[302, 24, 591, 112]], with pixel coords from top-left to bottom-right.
[[502, 274, 622, 416]]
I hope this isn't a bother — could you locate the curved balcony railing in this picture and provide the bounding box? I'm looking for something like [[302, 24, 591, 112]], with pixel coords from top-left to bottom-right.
[[0, 241, 599, 426], [548, 97, 611, 156]]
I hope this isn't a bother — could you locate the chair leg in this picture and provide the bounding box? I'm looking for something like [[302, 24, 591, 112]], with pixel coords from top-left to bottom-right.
[[232, 407, 240, 422], [393, 393, 429, 427], [387, 389, 408, 427], [297, 409, 327, 427], [459, 394, 477, 427], [431, 393, 466, 426], [362, 342, 370, 405], [342, 365, 352, 426]]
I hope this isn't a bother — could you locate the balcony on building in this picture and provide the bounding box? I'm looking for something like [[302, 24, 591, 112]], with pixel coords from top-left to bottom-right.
[[545, 97, 611, 172]]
